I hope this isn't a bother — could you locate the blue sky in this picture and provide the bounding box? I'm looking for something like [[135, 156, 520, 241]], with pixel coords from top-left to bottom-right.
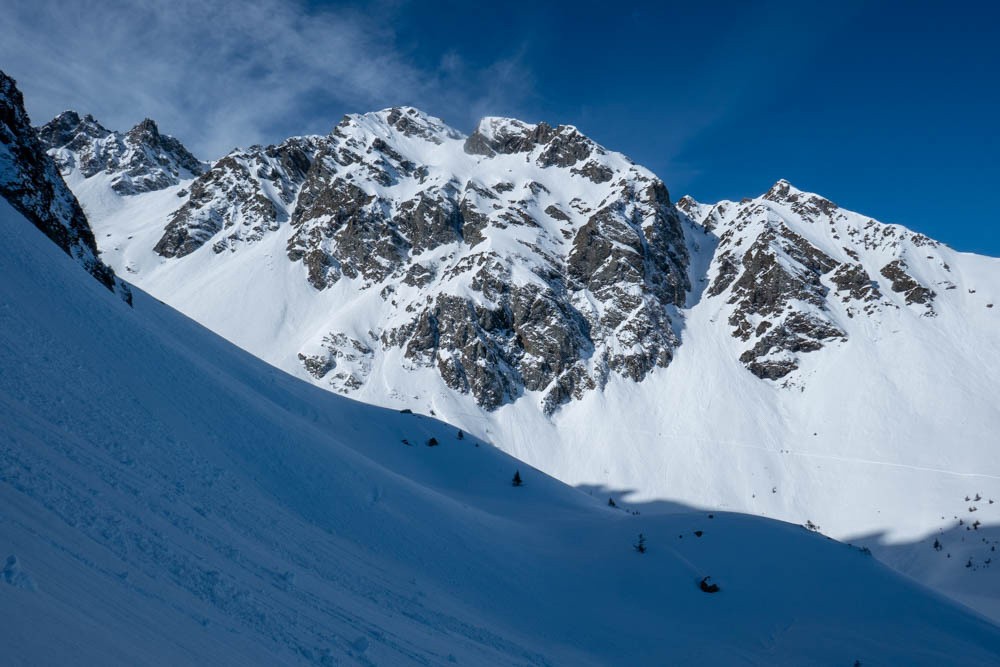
[[3, 0, 997, 255]]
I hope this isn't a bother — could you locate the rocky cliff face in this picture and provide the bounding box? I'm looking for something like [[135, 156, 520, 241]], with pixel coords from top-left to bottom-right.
[[155, 135, 320, 258], [0, 72, 130, 303]]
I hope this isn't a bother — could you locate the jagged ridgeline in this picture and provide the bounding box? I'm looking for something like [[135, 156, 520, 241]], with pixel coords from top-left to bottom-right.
[[38, 106, 949, 412], [39, 112, 205, 195]]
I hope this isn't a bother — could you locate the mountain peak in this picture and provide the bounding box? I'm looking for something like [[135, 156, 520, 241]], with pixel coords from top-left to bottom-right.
[[126, 117, 161, 140], [49, 109, 102, 126], [763, 178, 805, 201], [675, 194, 708, 220], [52, 109, 80, 125], [36, 110, 111, 148], [336, 106, 460, 144], [762, 178, 837, 206], [761, 179, 842, 221]]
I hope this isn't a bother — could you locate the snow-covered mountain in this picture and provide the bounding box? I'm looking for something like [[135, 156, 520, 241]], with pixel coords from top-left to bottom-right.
[[38, 110, 205, 195], [40, 104, 1000, 620], [38, 107, 690, 413], [6, 72, 1000, 665]]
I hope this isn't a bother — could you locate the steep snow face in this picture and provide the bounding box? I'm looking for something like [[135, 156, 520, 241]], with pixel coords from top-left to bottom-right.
[[0, 72, 130, 302], [4, 191, 1000, 666], [37, 111, 205, 195], [50, 108, 1000, 621]]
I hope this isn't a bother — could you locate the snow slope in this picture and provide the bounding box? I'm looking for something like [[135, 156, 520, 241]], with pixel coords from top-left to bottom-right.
[[4, 189, 1000, 664], [47, 109, 1000, 622]]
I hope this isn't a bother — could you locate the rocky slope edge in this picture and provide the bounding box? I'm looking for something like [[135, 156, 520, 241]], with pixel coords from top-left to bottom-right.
[[0, 71, 130, 303]]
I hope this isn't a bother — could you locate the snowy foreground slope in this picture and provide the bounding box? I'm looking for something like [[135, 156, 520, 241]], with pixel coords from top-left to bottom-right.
[[3, 200, 1000, 664], [48, 107, 1000, 621]]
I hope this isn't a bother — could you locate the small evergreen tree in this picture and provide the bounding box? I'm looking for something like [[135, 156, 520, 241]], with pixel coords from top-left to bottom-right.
[[427, 437, 439, 447], [634, 533, 646, 553], [608, 497, 617, 507], [457, 429, 464, 440], [512, 470, 523, 486], [933, 538, 942, 551]]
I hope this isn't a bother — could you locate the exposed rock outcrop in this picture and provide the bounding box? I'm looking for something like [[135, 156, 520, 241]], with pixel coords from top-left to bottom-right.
[[1, 72, 130, 303]]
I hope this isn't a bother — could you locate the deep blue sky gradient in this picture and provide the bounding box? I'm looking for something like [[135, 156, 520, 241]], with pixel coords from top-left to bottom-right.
[[4, 0, 996, 255], [333, 0, 998, 255]]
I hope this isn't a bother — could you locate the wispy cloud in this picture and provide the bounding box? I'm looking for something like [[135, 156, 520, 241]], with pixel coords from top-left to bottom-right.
[[2, 0, 533, 158]]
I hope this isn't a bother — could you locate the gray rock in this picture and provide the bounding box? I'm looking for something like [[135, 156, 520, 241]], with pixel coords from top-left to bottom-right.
[[880, 260, 936, 306], [715, 216, 845, 378], [157, 137, 323, 259]]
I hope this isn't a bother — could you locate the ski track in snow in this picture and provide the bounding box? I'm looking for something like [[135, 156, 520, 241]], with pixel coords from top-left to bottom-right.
[[643, 429, 1000, 482]]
